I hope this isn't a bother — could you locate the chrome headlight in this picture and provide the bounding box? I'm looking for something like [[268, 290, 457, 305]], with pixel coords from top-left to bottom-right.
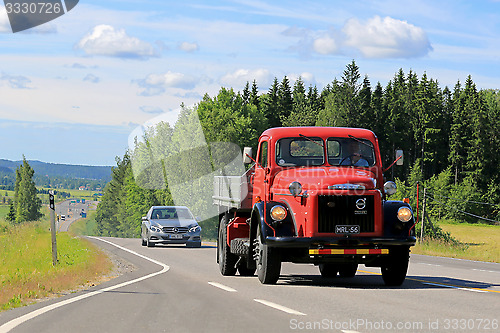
[[189, 224, 201, 233], [289, 181, 302, 196], [384, 181, 397, 196], [397, 207, 412, 222], [270, 205, 287, 221], [150, 225, 162, 232]]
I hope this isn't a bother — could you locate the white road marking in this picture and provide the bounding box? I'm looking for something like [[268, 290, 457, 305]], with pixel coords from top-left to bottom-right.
[[0, 237, 170, 333], [253, 299, 306, 316], [472, 269, 499, 274], [418, 263, 442, 267], [208, 282, 237, 292], [422, 282, 487, 293]]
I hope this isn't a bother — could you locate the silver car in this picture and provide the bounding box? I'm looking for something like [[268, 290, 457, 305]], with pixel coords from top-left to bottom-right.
[[141, 206, 202, 248]]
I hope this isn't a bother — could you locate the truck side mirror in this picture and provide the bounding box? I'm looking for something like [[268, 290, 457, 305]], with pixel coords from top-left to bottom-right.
[[395, 150, 404, 166], [243, 147, 253, 164], [142, 216, 148, 221]]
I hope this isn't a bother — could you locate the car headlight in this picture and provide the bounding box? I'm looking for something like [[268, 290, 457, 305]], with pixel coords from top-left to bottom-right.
[[397, 207, 412, 222], [270, 205, 287, 221], [189, 224, 201, 233], [150, 225, 162, 233], [289, 181, 302, 196]]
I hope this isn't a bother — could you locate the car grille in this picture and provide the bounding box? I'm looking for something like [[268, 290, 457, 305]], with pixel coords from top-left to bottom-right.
[[161, 226, 189, 234], [317, 195, 375, 233]]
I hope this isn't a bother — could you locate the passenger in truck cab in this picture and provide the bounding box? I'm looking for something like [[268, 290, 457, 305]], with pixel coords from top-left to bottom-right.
[[341, 140, 369, 167]]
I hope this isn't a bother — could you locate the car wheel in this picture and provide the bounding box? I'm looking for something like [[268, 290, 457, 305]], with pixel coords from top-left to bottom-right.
[[141, 228, 147, 246], [146, 232, 155, 248], [381, 247, 410, 286], [254, 223, 280, 284], [218, 214, 237, 276], [319, 264, 338, 278]]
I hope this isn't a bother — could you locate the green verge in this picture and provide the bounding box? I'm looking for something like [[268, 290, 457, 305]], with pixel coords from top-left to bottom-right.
[[0, 209, 113, 312], [412, 220, 500, 263], [69, 210, 99, 236]]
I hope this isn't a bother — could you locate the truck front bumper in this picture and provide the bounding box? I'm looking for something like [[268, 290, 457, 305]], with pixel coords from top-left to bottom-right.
[[265, 236, 416, 248]]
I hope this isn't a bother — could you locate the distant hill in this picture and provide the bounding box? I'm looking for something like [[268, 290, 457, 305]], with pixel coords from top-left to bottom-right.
[[0, 159, 112, 182]]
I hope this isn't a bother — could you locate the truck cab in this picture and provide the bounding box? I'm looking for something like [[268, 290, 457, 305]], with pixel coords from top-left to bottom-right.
[[214, 127, 415, 285]]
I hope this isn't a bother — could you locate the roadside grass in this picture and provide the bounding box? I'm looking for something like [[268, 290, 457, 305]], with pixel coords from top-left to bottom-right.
[[412, 220, 500, 263], [0, 205, 9, 220], [0, 210, 113, 312], [69, 210, 98, 236]]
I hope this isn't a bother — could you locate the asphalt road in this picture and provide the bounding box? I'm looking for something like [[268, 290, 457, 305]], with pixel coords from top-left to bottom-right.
[[55, 200, 92, 232], [0, 238, 498, 333]]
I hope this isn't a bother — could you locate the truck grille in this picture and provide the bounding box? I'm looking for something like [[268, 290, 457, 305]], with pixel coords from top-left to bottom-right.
[[317, 195, 375, 233]]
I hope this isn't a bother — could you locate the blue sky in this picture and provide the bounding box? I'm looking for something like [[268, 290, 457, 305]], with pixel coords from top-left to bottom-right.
[[0, 0, 499, 166]]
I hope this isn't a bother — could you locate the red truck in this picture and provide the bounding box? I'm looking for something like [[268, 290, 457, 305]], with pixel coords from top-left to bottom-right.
[[214, 127, 416, 285]]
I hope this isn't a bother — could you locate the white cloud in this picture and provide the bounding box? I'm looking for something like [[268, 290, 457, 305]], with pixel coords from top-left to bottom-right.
[[220, 68, 272, 87], [178, 41, 199, 52], [135, 71, 197, 96], [0, 7, 12, 33], [343, 16, 432, 58], [140, 106, 164, 114], [76, 24, 158, 59], [83, 74, 100, 83], [0, 73, 32, 89], [287, 72, 316, 86], [313, 35, 338, 55]]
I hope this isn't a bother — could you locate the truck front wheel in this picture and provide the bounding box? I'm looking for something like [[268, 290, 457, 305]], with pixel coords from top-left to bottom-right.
[[381, 247, 410, 286], [253, 224, 281, 284], [218, 214, 237, 276]]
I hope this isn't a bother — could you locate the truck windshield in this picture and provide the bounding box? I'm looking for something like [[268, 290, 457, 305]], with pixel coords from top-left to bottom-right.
[[327, 137, 376, 167], [276, 137, 324, 167]]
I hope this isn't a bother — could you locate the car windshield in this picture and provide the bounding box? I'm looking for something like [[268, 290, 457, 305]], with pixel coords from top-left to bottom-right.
[[327, 137, 376, 167], [276, 137, 324, 167], [151, 208, 194, 220]]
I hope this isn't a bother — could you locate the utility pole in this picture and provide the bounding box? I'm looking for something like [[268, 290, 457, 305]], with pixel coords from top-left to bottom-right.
[[49, 191, 58, 265]]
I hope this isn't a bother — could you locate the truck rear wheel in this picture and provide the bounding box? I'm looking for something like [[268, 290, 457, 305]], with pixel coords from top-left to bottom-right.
[[218, 214, 237, 276], [254, 224, 281, 284], [381, 247, 410, 286]]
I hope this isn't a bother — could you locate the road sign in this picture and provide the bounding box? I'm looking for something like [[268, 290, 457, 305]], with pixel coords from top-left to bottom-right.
[[49, 192, 55, 210]]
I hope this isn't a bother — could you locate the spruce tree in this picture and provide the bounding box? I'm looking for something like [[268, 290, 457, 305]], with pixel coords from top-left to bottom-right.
[[6, 202, 15, 222], [14, 157, 42, 223]]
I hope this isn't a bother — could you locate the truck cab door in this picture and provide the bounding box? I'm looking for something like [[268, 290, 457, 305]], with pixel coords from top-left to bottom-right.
[[253, 139, 269, 203]]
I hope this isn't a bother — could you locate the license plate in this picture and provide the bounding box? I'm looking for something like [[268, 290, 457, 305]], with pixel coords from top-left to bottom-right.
[[170, 234, 183, 239], [335, 225, 360, 234]]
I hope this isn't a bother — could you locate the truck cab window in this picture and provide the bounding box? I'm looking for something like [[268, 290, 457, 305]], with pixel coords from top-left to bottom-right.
[[327, 138, 376, 166], [258, 141, 268, 168], [276, 137, 324, 166]]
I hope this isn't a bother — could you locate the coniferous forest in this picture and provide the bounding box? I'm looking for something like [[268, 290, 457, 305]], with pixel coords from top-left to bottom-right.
[[96, 61, 500, 239]]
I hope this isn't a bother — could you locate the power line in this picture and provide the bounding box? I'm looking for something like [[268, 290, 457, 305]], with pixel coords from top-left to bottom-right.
[[426, 194, 500, 224], [428, 192, 500, 208]]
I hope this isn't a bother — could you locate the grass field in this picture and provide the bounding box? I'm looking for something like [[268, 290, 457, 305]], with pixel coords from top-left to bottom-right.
[[0, 205, 9, 220], [412, 220, 500, 263], [69, 210, 98, 236], [0, 208, 112, 312]]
